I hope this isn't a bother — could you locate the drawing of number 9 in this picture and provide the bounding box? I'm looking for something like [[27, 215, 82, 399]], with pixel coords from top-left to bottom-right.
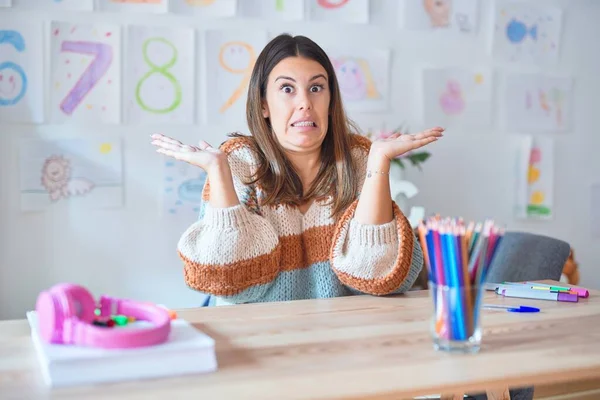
[[218, 41, 255, 114], [0, 30, 28, 107]]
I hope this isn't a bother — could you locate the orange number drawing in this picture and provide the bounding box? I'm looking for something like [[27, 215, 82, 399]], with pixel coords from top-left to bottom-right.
[[218, 41, 255, 113]]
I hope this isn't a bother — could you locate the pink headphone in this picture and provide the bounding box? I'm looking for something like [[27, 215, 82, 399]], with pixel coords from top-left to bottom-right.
[[35, 283, 171, 349]]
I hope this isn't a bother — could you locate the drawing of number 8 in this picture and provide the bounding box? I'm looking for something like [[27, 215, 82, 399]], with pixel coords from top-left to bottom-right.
[[0, 30, 27, 106]]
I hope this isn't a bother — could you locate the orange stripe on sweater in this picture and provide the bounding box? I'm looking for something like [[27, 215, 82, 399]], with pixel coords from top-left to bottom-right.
[[179, 245, 281, 296], [280, 224, 336, 271], [330, 200, 414, 295]]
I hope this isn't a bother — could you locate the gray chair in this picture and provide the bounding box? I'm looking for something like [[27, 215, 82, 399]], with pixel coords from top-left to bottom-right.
[[469, 231, 571, 400], [485, 231, 571, 284]]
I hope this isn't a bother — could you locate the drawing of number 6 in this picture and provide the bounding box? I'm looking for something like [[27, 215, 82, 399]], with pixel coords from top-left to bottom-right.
[[0, 30, 27, 106]]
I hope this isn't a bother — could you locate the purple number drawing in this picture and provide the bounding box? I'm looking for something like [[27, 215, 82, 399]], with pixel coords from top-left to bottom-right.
[[59, 41, 112, 115]]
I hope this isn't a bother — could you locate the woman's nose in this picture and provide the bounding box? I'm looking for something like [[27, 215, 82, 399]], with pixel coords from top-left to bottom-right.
[[297, 92, 312, 110]]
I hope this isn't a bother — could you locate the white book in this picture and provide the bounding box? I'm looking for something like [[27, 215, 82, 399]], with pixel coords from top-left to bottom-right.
[[26, 311, 217, 388]]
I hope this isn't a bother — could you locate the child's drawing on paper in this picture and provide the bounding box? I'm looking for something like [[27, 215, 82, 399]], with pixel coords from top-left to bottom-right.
[[525, 138, 553, 219], [19, 137, 123, 211], [205, 30, 267, 125], [492, 2, 562, 64], [309, 0, 369, 24], [439, 80, 465, 114], [402, 0, 479, 33], [247, 0, 304, 21], [12, 0, 93, 10], [333, 58, 379, 101], [96, 0, 167, 13], [328, 48, 390, 113], [41, 155, 94, 202], [126, 26, 194, 124], [162, 160, 206, 219], [0, 23, 44, 123], [170, 0, 236, 17], [423, 0, 451, 27], [50, 21, 121, 124], [504, 73, 572, 132], [422, 67, 492, 127]]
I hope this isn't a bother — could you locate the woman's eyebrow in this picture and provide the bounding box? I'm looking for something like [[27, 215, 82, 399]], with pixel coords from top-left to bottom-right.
[[275, 75, 295, 82], [274, 74, 328, 83]]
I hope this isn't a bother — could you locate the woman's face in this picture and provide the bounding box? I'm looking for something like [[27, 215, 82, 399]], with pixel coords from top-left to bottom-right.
[[262, 56, 330, 154]]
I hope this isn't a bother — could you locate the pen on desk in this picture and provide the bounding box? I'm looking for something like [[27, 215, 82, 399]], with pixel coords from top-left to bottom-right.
[[496, 287, 579, 303], [483, 304, 540, 313]]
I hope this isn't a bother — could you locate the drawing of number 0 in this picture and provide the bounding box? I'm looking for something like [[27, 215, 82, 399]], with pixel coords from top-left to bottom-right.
[[218, 41, 255, 114]]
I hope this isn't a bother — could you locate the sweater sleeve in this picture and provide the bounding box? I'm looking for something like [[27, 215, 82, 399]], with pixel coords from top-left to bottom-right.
[[328, 133, 424, 295], [329, 200, 424, 295], [177, 138, 281, 303]]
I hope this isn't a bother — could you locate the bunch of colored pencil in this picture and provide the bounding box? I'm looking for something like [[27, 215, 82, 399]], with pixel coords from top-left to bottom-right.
[[417, 217, 505, 342]]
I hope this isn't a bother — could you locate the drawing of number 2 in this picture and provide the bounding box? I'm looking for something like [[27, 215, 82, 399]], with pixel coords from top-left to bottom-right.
[[0, 30, 28, 107], [218, 41, 255, 114]]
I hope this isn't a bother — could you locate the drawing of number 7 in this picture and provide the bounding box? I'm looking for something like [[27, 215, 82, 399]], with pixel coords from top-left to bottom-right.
[[59, 41, 112, 115]]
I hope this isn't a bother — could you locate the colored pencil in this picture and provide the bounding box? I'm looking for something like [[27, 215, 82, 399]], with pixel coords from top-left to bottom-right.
[[418, 217, 505, 341]]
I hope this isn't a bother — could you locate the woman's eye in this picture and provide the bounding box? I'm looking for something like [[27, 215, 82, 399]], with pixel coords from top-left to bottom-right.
[[310, 85, 323, 93], [281, 85, 294, 93]]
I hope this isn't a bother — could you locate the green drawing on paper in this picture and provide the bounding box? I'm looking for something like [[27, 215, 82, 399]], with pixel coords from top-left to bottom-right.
[[526, 204, 551, 216], [135, 37, 182, 114]]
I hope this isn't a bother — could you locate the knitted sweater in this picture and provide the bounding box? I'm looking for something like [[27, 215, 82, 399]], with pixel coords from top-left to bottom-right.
[[177, 134, 424, 306]]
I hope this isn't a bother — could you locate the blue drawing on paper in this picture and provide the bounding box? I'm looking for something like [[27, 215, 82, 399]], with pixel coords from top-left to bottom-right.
[[506, 19, 537, 43], [163, 160, 206, 216], [0, 30, 28, 106]]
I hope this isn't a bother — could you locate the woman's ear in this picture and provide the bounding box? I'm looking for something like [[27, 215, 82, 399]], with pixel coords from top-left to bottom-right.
[[262, 100, 269, 118]]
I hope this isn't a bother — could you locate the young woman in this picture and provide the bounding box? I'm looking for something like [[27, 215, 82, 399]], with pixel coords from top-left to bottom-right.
[[150, 33, 443, 306]]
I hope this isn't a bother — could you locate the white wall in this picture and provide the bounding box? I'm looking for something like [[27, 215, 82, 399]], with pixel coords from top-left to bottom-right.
[[1, 0, 598, 320]]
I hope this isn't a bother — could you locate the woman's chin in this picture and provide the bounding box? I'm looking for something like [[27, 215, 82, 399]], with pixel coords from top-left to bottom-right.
[[290, 134, 324, 149]]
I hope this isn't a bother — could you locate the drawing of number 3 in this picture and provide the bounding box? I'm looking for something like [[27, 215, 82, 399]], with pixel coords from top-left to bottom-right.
[[218, 41, 255, 114], [135, 37, 182, 114]]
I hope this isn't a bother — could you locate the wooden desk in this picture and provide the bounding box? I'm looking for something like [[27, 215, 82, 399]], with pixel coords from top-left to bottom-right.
[[1, 280, 599, 400]]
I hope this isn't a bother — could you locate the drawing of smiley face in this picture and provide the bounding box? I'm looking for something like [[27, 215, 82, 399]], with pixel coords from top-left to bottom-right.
[[334, 58, 367, 101], [0, 71, 18, 98], [219, 42, 254, 73]]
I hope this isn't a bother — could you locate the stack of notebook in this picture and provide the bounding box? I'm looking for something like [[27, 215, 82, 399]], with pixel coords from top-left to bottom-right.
[[27, 311, 218, 388]]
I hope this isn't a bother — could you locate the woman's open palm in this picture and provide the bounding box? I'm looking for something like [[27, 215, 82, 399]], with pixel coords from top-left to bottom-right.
[[150, 133, 226, 173], [371, 127, 444, 161]]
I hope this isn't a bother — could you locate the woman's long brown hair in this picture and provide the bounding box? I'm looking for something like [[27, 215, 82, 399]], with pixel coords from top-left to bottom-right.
[[234, 33, 359, 219]]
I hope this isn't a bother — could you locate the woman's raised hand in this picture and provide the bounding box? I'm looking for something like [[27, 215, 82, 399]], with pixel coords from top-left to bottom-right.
[[370, 127, 444, 162], [150, 133, 227, 174]]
